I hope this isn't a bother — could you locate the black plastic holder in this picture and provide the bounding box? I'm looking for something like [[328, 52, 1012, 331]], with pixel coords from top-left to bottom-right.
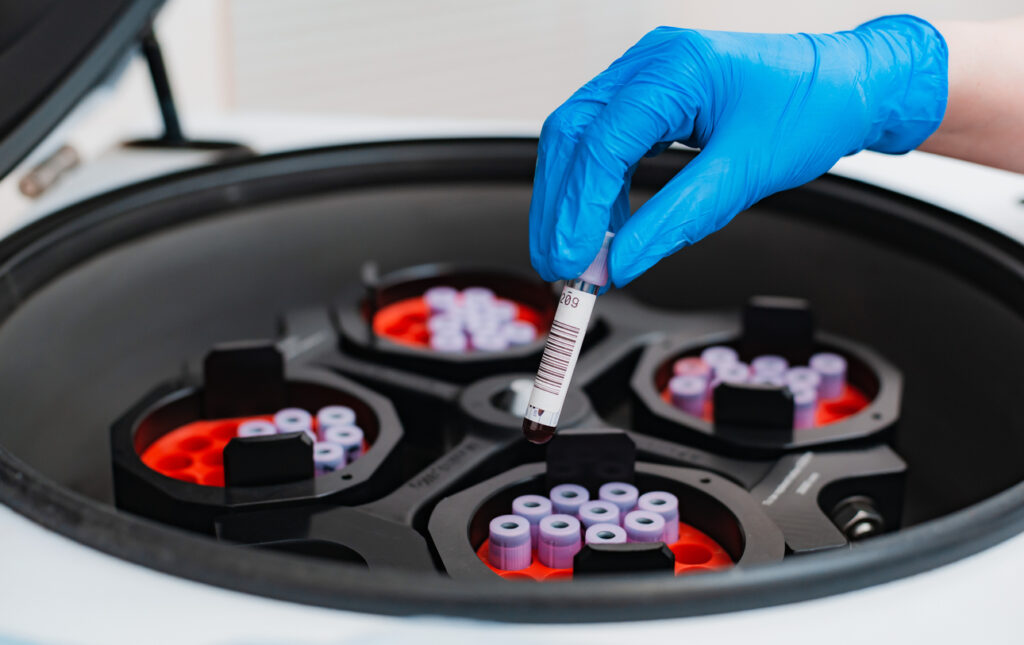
[[112, 283, 908, 577], [111, 343, 404, 533], [630, 297, 903, 457], [334, 263, 558, 382], [429, 454, 787, 580]]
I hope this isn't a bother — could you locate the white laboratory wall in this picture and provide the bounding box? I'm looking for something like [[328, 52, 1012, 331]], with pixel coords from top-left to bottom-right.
[[153, 0, 1022, 123]]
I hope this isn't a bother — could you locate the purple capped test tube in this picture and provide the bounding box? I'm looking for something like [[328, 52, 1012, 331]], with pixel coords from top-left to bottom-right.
[[323, 425, 364, 462], [273, 408, 315, 441], [751, 355, 789, 378], [673, 357, 712, 381], [511, 494, 552, 546], [810, 352, 847, 400], [469, 330, 510, 352], [598, 482, 638, 514], [430, 331, 467, 353], [701, 345, 739, 375], [463, 310, 502, 335], [785, 367, 822, 394], [714, 361, 750, 388], [537, 514, 582, 569], [550, 483, 589, 515], [316, 405, 356, 431], [748, 372, 786, 387], [488, 515, 532, 571], [792, 386, 818, 429], [624, 510, 667, 543], [237, 419, 276, 438], [577, 500, 621, 529], [669, 374, 707, 415], [585, 523, 627, 545], [503, 320, 537, 346], [492, 299, 518, 323], [427, 314, 463, 335], [313, 442, 346, 474], [424, 286, 460, 313], [637, 491, 680, 543], [462, 287, 495, 308]]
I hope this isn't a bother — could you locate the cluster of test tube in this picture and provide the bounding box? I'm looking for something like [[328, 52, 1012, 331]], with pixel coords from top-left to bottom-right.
[[668, 346, 848, 429], [236, 406, 365, 475], [487, 482, 680, 571], [423, 286, 537, 353]]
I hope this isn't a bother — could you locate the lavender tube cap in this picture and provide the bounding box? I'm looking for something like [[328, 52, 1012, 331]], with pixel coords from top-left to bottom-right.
[[538, 514, 582, 569], [511, 494, 553, 545], [578, 500, 621, 529], [585, 523, 628, 545], [550, 483, 589, 515], [810, 352, 848, 400], [488, 515, 532, 571], [578, 231, 614, 287], [598, 482, 639, 514], [637, 491, 680, 543], [624, 510, 667, 543]]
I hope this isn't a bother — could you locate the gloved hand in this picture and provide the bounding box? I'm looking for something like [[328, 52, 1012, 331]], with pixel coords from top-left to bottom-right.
[[529, 15, 948, 287]]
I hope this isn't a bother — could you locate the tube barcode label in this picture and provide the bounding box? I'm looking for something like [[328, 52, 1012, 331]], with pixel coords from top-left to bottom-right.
[[525, 285, 596, 427]]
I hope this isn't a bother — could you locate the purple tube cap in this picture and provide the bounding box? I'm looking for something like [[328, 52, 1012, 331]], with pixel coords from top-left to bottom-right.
[[539, 514, 581, 546], [585, 523, 627, 545], [578, 231, 614, 287]]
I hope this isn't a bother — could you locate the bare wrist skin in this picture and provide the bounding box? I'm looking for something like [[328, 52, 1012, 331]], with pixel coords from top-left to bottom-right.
[[919, 17, 1024, 173]]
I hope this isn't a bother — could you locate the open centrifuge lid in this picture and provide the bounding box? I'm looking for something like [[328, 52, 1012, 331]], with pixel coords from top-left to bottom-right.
[[0, 0, 164, 179]]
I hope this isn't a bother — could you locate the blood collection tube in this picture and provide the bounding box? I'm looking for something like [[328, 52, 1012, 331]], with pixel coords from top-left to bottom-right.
[[637, 491, 680, 543], [424, 286, 460, 313], [713, 361, 750, 387], [237, 419, 276, 438], [751, 355, 789, 378], [669, 374, 707, 415], [673, 357, 711, 381], [430, 332, 467, 353], [598, 482, 639, 514], [623, 510, 667, 543], [810, 352, 848, 399], [273, 408, 315, 441], [537, 514, 582, 569], [523, 232, 614, 444], [700, 345, 739, 374], [585, 523, 628, 545], [784, 367, 822, 394], [550, 483, 589, 515], [323, 425, 364, 462], [577, 500, 621, 529], [316, 405, 356, 431], [313, 442, 346, 474], [503, 321, 537, 346], [488, 515, 533, 571], [792, 387, 818, 429], [511, 494, 552, 545]]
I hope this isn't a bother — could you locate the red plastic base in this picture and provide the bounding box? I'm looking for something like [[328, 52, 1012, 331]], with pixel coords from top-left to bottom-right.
[[477, 520, 734, 581], [659, 383, 870, 427], [140, 415, 369, 486], [373, 295, 549, 348]]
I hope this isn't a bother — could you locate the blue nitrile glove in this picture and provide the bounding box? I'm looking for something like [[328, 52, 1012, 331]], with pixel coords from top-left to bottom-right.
[[529, 15, 948, 287]]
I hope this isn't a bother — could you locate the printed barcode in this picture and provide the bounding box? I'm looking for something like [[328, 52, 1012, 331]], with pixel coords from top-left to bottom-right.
[[533, 319, 581, 395]]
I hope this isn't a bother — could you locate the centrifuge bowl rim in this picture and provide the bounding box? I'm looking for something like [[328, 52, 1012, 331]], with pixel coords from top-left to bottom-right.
[[1, 137, 1023, 622]]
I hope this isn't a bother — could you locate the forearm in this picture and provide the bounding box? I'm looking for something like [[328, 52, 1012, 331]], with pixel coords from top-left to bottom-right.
[[918, 17, 1024, 172]]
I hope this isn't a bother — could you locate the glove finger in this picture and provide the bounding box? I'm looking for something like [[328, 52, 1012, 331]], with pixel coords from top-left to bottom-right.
[[551, 80, 701, 279], [609, 147, 748, 287], [530, 47, 654, 281]]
